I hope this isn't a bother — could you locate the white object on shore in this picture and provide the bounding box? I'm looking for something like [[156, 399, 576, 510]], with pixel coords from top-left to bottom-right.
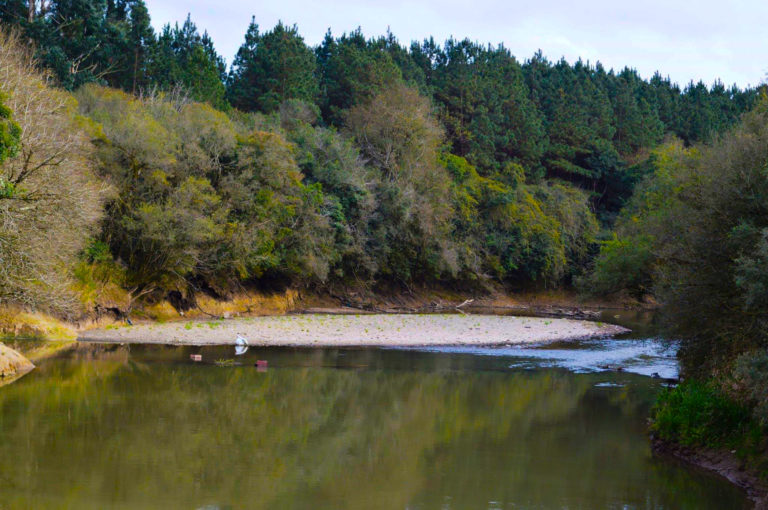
[[235, 334, 249, 356]]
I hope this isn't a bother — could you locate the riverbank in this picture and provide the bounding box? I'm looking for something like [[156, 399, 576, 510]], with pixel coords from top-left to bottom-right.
[[650, 378, 768, 509], [1, 287, 645, 343], [78, 313, 629, 346], [652, 438, 768, 509]]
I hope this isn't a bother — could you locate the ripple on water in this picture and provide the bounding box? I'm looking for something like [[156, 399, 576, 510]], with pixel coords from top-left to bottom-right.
[[407, 337, 679, 379]]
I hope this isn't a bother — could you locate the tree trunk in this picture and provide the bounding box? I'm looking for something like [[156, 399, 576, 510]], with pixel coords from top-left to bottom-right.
[[132, 47, 139, 95]]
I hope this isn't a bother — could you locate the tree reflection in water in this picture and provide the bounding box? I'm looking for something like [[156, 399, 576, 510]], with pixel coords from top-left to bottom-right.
[[0, 344, 750, 509]]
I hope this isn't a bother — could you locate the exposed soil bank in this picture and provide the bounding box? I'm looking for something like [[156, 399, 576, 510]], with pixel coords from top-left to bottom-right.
[[304, 287, 656, 316], [78, 313, 629, 347], [652, 438, 768, 509]]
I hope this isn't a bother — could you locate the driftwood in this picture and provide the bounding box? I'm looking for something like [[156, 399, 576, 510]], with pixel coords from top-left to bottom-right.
[[455, 299, 474, 309]]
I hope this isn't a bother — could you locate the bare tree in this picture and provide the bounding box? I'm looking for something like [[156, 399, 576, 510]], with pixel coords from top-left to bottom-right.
[[0, 28, 106, 316]]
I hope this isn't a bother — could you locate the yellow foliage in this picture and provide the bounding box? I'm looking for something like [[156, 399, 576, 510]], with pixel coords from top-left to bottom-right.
[[0, 306, 77, 341], [137, 290, 300, 321]]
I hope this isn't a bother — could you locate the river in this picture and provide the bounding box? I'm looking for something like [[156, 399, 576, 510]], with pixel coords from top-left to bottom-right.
[[0, 311, 750, 509]]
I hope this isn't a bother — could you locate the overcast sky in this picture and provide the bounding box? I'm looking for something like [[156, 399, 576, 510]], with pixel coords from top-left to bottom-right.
[[146, 0, 767, 88]]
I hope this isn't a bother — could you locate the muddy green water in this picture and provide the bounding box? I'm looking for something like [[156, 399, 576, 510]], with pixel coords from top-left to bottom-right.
[[0, 318, 751, 509]]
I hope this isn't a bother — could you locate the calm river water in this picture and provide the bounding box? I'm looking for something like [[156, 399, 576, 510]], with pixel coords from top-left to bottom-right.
[[0, 311, 750, 509]]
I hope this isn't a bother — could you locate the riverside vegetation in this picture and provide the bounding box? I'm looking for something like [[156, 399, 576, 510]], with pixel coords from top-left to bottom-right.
[[0, 0, 767, 488]]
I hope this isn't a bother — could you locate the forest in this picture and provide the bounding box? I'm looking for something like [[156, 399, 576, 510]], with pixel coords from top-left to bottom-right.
[[0, 1, 759, 307], [2, 0, 768, 453]]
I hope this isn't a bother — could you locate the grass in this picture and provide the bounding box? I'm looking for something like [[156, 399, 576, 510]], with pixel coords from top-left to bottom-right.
[[0, 307, 77, 341], [651, 381, 764, 458]]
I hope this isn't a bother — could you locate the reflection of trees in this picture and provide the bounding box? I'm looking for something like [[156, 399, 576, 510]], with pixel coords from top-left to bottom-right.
[[0, 349, 747, 509]]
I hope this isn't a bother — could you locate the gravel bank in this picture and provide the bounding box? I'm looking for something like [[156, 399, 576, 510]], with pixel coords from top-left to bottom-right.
[[79, 313, 629, 346]]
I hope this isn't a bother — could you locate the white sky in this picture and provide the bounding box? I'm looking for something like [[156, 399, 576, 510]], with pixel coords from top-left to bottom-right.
[[146, 0, 768, 88]]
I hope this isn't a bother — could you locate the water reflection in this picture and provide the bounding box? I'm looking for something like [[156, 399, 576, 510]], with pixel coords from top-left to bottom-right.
[[0, 343, 747, 509]]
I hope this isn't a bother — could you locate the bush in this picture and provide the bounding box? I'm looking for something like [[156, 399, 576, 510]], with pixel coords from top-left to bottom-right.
[[733, 350, 768, 427], [651, 381, 758, 449], [579, 234, 654, 298], [0, 92, 20, 164]]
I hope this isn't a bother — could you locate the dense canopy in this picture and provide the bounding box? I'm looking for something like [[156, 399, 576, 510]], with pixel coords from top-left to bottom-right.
[[0, 3, 761, 314]]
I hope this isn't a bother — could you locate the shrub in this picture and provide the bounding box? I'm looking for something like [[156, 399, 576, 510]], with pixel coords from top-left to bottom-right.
[[733, 350, 768, 427], [651, 381, 757, 449], [579, 234, 654, 298]]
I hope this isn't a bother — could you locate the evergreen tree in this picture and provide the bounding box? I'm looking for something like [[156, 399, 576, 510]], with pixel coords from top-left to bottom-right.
[[148, 15, 228, 109], [414, 39, 546, 178], [315, 28, 402, 125], [227, 19, 318, 113], [126, 0, 153, 93], [609, 68, 663, 155], [648, 72, 681, 135]]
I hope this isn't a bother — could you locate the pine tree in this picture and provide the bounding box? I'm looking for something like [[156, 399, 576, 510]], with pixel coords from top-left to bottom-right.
[[227, 19, 318, 113], [148, 15, 228, 109], [315, 28, 402, 125], [127, 0, 153, 93]]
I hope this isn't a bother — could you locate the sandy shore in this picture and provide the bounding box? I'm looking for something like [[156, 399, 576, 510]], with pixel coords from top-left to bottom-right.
[[78, 313, 629, 347]]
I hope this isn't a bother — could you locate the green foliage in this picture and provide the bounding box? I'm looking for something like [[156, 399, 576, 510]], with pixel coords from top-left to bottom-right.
[[651, 381, 758, 450], [78, 85, 335, 296], [424, 39, 546, 177], [315, 28, 403, 125], [532, 182, 599, 279], [0, 4, 229, 108], [84, 239, 112, 264], [219, 129, 335, 283], [346, 83, 455, 281], [583, 141, 697, 298], [0, 11, 761, 310], [0, 6, 756, 215], [656, 102, 768, 376], [0, 92, 20, 164], [149, 17, 229, 109], [734, 229, 768, 310], [73, 239, 128, 308], [280, 103, 376, 277], [227, 20, 319, 113], [444, 154, 593, 285], [580, 235, 654, 298], [120, 175, 227, 289], [733, 350, 768, 428], [587, 100, 768, 380]]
